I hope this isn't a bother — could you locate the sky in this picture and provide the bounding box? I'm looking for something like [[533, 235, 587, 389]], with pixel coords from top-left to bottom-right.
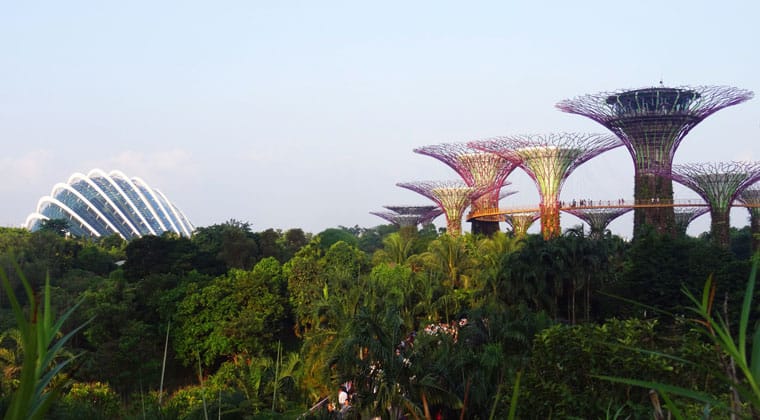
[[1, 1, 758, 238]]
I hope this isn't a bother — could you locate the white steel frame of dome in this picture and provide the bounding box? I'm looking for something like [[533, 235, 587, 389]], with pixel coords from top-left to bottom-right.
[[25, 168, 193, 240]]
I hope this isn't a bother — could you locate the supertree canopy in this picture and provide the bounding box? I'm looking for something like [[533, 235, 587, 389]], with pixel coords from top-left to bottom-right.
[[736, 185, 760, 252], [370, 205, 442, 228], [673, 206, 710, 235], [504, 212, 540, 238], [397, 180, 484, 236], [664, 161, 760, 248], [471, 133, 622, 239], [556, 85, 753, 237], [384, 205, 440, 216], [563, 207, 632, 239], [414, 143, 519, 236]]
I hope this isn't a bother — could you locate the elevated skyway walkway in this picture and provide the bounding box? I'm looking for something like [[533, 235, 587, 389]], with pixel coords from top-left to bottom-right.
[[467, 198, 758, 222]]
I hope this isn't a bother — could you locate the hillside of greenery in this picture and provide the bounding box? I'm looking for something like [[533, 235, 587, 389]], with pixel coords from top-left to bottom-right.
[[0, 220, 757, 419]]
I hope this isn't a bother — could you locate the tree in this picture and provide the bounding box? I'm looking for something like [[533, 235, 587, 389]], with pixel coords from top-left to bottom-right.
[[419, 234, 476, 290], [282, 228, 309, 261], [255, 228, 285, 262], [284, 241, 325, 338], [173, 258, 288, 367], [73, 244, 116, 276], [372, 233, 414, 266], [356, 224, 399, 255], [606, 232, 747, 320], [37, 219, 70, 237], [315, 228, 358, 251], [122, 235, 198, 280], [192, 220, 259, 274], [521, 319, 719, 418]]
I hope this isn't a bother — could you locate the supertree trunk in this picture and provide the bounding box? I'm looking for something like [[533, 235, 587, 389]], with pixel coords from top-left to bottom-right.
[[471, 191, 501, 236], [472, 219, 500, 236], [738, 189, 760, 254], [750, 209, 760, 253], [634, 170, 675, 236], [540, 200, 561, 240], [711, 208, 731, 249]]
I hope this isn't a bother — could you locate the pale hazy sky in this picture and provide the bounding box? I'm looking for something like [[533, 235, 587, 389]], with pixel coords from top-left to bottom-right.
[[2, 1, 758, 238]]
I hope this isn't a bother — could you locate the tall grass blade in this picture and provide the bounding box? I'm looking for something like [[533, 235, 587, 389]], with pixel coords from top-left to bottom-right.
[[593, 375, 725, 410], [739, 255, 757, 363], [752, 325, 760, 383], [159, 319, 170, 405], [507, 370, 521, 420], [658, 391, 685, 420]]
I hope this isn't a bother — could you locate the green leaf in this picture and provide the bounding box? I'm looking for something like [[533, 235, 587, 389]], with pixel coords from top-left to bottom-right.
[[593, 375, 725, 410], [659, 391, 686, 420], [739, 256, 757, 362], [752, 320, 760, 384], [507, 370, 521, 420], [700, 275, 712, 313]]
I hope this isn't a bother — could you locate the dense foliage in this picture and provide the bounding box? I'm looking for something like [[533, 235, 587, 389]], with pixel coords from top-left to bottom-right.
[[0, 220, 757, 418]]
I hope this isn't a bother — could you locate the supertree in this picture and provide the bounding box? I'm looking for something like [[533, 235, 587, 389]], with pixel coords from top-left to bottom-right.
[[370, 205, 442, 231], [383, 205, 442, 224], [557, 85, 753, 237], [396, 180, 486, 236], [471, 133, 622, 239], [673, 206, 710, 236], [736, 185, 760, 252], [414, 143, 519, 236], [504, 212, 540, 238], [662, 162, 760, 248], [562, 207, 632, 239]]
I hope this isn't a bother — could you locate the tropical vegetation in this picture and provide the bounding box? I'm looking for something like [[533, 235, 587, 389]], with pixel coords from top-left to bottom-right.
[[0, 220, 757, 418]]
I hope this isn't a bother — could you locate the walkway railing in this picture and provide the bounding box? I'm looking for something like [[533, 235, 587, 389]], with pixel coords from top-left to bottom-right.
[[467, 198, 758, 221]]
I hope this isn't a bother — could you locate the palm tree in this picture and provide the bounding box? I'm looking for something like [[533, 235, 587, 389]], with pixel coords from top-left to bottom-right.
[[0, 329, 23, 395], [331, 306, 415, 419], [373, 233, 415, 266], [421, 235, 476, 289]]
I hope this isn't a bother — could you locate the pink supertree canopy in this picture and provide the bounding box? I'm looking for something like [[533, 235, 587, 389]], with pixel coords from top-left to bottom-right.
[[504, 212, 540, 237], [663, 161, 760, 247], [370, 205, 442, 228], [396, 180, 489, 236], [556, 85, 753, 237], [563, 207, 633, 239], [470, 133, 622, 239], [413, 143, 519, 209], [673, 206, 710, 235]]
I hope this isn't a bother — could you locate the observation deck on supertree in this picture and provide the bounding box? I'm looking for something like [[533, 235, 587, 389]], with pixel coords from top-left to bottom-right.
[[556, 85, 753, 237], [470, 133, 622, 240], [504, 212, 540, 238], [673, 206, 710, 235], [563, 207, 632, 239], [396, 180, 486, 236], [736, 185, 760, 252], [662, 161, 760, 248], [370, 205, 442, 229], [414, 143, 519, 236]]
